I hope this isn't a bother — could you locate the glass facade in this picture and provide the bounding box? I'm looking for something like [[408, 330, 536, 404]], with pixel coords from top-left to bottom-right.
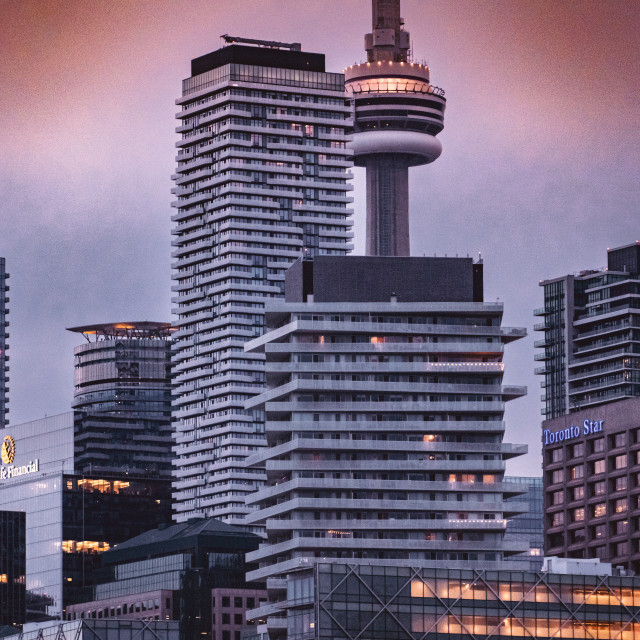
[[309, 563, 640, 640], [0, 257, 8, 428], [69, 322, 173, 479], [0, 619, 180, 640], [0, 510, 25, 626], [504, 476, 544, 570], [0, 414, 171, 622]]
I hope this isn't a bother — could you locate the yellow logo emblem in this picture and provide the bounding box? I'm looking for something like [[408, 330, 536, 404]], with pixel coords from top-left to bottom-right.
[[1, 436, 15, 465]]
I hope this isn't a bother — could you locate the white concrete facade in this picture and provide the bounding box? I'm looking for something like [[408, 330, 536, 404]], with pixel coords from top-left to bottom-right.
[[244, 298, 529, 586], [170, 47, 354, 526]]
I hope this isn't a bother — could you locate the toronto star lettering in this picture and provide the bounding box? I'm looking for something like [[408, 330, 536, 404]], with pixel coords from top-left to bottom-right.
[[543, 419, 603, 446]]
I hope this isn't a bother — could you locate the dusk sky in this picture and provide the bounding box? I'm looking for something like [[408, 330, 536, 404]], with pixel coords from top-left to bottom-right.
[[1, 0, 638, 476]]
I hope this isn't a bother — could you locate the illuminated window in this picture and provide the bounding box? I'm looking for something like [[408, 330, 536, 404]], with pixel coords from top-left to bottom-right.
[[593, 480, 606, 496], [572, 507, 584, 522], [571, 464, 584, 480], [593, 503, 606, 518], [615, 498, 628, 513], [593, 524, 606, 539], [615, 476, 627, 491], [552, 512, 564, 526], [616, 520, 629, 535], [593, 459, 605, 475]]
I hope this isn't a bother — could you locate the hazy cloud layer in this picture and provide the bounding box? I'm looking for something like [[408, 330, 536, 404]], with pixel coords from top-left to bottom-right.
[[1, 0, 639, 475]]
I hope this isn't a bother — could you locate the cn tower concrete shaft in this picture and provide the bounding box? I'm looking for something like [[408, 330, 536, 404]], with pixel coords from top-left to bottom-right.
[[365, 156, 409, 256]]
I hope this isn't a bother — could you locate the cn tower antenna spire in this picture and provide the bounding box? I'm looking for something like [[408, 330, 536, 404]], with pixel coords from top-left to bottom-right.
[[367, 0, 409, 63], [345, 0, 446, 256]]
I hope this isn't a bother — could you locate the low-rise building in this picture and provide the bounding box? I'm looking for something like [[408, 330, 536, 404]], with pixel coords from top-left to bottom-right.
[[65, 518, 266, 640]]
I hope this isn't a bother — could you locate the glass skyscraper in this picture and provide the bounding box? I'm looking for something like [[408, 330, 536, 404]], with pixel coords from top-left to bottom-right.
[[171, 40, 354, 526], [67, 322, 174, 479]]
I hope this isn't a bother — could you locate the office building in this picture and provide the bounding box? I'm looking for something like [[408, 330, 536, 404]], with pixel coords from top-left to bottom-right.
[[504, 476, 544, 571], [536, 243, 640, 571], [534, 242, 640, 419], [259, 561, 640, 640], [0, 510, 25, 627], [0, 620, 179, 640], [542, 396, 640, 573], [67, 322, 173, 478], [65, 518, 266, 640], [0, 414, 171, 622], [344, 0, 445, 255], [0, 258, 8, 428], [171, 37, 354, 525], [243, 255, 529, 637]]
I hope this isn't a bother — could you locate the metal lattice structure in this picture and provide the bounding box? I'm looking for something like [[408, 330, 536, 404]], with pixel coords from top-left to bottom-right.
[[314, 563, 640, 640]]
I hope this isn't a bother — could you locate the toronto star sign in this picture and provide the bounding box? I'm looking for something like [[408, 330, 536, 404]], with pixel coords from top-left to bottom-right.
[[543, 419, 604, 446]]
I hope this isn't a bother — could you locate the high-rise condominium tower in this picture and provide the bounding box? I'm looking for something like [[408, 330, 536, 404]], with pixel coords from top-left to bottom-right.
[[345, 0, 446, 255], [0, 258, 8, 428], [171, 39, 354, 525], [534, 242, 640, 419]]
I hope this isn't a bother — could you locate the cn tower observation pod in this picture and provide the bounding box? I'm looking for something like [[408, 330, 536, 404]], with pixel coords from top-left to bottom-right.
[[345, 0, 446, 256]]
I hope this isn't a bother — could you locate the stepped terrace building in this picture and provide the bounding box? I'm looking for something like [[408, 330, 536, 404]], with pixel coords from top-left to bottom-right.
[[243, 255, 530, 636], [170, 39, 354, 526]]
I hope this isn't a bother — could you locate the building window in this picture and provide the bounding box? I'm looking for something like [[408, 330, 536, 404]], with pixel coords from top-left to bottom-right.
[[593, 480, 606, 496], [594, 546, 607, 559], [573, 486, 585, 501], [593, 524, 606, 539], [616, 520, 629, 535], [246, 598, 255, 609], [552, 491, 564, 505], [234, 614, 243, 625], [593, 459, 605, 475], [615, 476, 627, 491], [571, 529, 586, 544], [614, 454, 627, 470], [571, 464, 584, 480], [616, 541, 629, 556], [614, 433, 626, 448], [222, 597, 230, 608], [222, 613, 230, 625], [572, 507, 585, 522], [593, 503, 606, 518], [552, 512, 564, 526], [572, 442, 585, 457], [551, 448, 563, 463], [552, 469, 564, 484], [592, 438, 605, 453], [234, 597, 243, 608], [615, 498, 628, 513]]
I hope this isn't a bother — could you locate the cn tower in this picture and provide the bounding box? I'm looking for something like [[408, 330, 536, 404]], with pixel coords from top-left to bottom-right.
[[345, 0, 446, 256]]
